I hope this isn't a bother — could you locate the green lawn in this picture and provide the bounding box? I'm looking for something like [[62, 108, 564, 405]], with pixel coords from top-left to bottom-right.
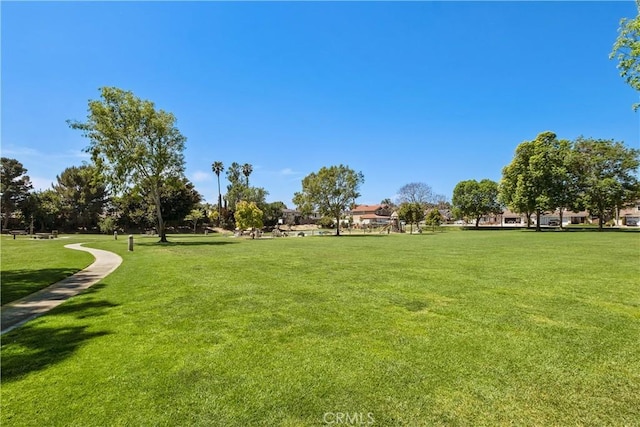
[[0, 235, 95, 305], [1, 230, 639, 426]]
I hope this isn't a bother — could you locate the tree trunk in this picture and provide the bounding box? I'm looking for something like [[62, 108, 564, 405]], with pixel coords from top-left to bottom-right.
[[2, 212, 9, 230], [336, 214, 341, 236], [217, 176, 222, 227], [597, 205, 605, 231], [475, 216, 480, 228], [152, 191, 168, 243], [535, 209, 541, 232], [559, 208, 564, 230]]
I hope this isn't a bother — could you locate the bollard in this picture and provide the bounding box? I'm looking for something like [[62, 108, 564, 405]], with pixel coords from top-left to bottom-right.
[[128, 235, 134, 251], [114, 231, 118, 240]]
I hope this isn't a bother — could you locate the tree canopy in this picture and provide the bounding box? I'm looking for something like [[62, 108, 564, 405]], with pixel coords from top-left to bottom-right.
[[424, 208, 443, 231], [611, 1, 640, 110], [185, 208, 204, 233], [396, 182, 434, 206], [452, 179, 501, 227], [53, 165, 107, 231], [69, 87, 186, 242], [1, 157, 33, 229], [573, 137, 640, 229], [293, 165, 364, 236], [500, 132, 639, 230], [499, 132, 571, 230], [397, 202, 424, 234], [235, 201, 264, 233]]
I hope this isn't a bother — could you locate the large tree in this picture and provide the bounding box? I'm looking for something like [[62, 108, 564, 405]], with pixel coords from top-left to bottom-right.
[[549, 138, 578, 229], [113, 178, 201, 232], [396, 182, 434, 206], [22, 190, 61, 232], [611, 1, 640, 110], [573, 137, 640, 229], [69, 87, 186, 242], [53, 165, 107, 231], [1, 157, 33, 230], [225, 162, 244, 211], [293, 164, 364, 236], [452, 179, 501, 228], [158, 178, 202, 227], [499, 132, 570, 231], [211, 161, 224, 226]]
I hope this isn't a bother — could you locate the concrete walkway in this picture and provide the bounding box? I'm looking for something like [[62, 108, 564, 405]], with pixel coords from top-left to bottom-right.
[[1, 243, 123, 335]]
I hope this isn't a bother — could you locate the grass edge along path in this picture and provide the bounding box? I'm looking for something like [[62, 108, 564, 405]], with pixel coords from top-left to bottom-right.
[[1, 235, 96, 305], [0, 243, 123, 334]]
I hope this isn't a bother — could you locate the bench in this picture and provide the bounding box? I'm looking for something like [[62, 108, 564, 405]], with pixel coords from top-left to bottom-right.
[[33, 233, 54, 239]]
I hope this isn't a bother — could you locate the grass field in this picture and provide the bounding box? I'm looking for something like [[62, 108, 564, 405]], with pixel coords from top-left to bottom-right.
[[0, 235, 95, 305], [1, 230, 639, 426]]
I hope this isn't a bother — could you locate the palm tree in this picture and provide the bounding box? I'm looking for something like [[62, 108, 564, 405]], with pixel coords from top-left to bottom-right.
[[211, 161, 224, 226], [242, 163, 253, 187]]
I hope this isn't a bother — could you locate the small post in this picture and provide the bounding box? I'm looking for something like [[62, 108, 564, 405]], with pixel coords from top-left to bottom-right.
[[114, 231, 118, 240], [13, 233, 16, 240], [128, 235, 134, 251]]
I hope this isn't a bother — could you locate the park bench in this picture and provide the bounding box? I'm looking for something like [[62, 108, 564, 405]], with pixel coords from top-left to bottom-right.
[[33, 233, 54, 239], [8, 230, 28, 239]]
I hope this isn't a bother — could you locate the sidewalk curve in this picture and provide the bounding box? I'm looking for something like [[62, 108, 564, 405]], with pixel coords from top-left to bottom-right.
[[1, 243, 123, 335]]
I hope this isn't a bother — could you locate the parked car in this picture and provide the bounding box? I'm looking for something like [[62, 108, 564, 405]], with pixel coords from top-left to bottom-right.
[[548, 220, 560, 227]]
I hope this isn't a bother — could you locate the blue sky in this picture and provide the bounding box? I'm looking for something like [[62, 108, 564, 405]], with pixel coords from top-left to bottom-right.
[[2, 1, 638, 206]]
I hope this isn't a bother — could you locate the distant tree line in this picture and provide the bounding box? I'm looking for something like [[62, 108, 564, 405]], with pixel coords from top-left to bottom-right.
[[4, 88, 637, 239], [0, 158, 204, 234], [451, 132, 640, 230]]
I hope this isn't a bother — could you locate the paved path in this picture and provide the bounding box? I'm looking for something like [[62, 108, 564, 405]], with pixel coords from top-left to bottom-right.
[[1, 243, 123, 335]]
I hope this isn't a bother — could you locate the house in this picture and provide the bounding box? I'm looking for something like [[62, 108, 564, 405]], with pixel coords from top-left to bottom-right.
[[485, 209, 589, 227], [617, 202, 640, 226], [501, 209, 524, 225], [467, 203, 638, 228], [538, 209, 590, 226], [350, 204, 392, 227]]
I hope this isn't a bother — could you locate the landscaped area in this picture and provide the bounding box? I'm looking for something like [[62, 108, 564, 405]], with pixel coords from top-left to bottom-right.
[[1, 230, 638, 425]]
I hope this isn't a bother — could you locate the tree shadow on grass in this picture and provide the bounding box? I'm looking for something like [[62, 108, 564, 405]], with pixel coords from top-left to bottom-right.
[[334, 234, 387, 238], [1, 323, 111, 383], [49, 283, 119, 319], [1, 268, 85, 306], [134, 240, 239, 247], [1, 286, 118, 382]]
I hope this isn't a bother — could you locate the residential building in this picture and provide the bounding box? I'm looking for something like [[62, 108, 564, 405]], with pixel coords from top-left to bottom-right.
[[350, 204, 392, 227]]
